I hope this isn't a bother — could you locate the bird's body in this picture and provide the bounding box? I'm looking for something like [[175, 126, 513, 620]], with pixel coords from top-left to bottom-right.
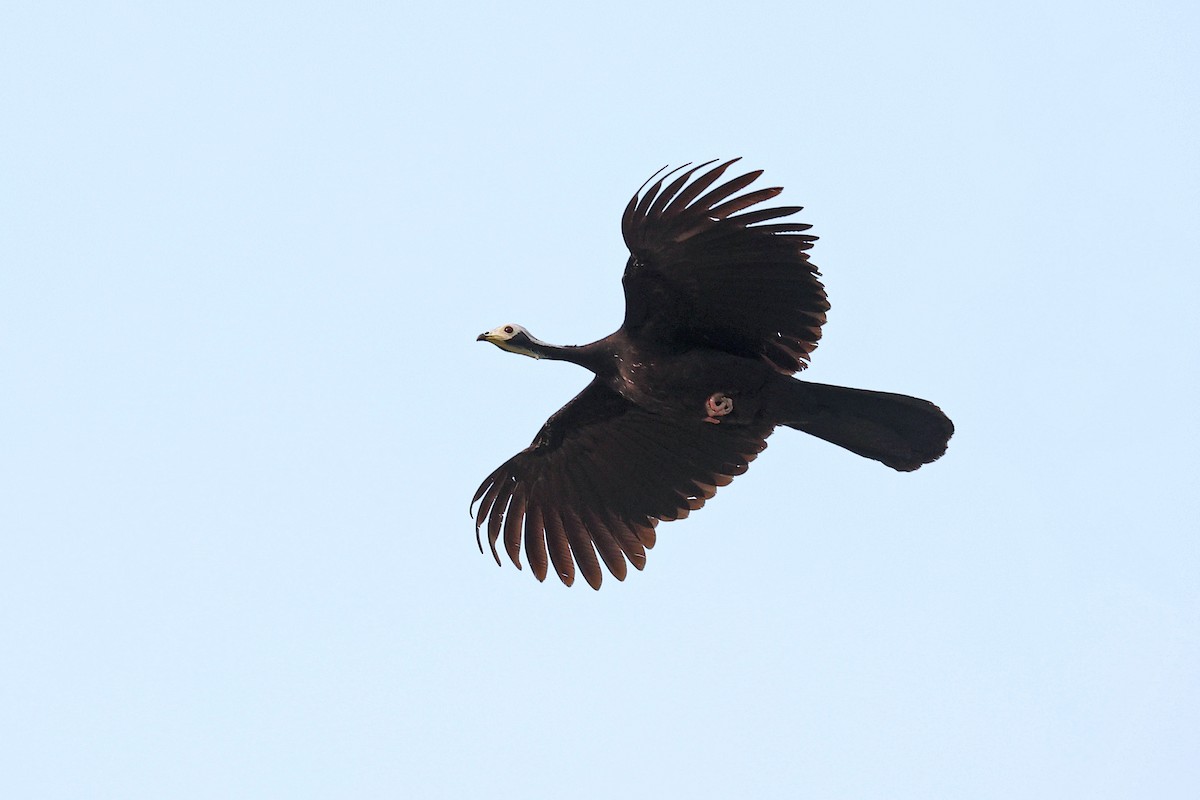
[[474, 160, 953, 589], [600, 333, 773, 422]]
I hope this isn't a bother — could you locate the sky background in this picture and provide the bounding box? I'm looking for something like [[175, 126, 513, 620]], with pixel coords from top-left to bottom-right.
[[3, 1, 1198, 797]]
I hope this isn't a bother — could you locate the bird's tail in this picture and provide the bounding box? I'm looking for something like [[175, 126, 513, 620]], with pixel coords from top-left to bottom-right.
[[771, 379, 954, 471]]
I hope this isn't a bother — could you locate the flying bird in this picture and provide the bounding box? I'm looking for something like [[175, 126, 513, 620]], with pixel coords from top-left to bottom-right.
[[473, 159, 953, 589]]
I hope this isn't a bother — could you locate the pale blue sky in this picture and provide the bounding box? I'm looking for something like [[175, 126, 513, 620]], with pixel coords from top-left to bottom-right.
[[3, 1, 1198, 798]]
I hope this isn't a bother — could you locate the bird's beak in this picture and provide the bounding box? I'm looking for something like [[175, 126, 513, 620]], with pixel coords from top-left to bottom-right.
[[477, 332, 490, 342]]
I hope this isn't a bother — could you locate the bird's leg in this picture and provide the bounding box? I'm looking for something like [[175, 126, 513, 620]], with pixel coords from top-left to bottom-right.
[[704, 392, 734, 424]]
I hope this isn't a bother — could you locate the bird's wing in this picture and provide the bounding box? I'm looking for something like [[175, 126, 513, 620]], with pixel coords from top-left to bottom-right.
[[621, 159, 830, 374], [471, 378, 773, 589]]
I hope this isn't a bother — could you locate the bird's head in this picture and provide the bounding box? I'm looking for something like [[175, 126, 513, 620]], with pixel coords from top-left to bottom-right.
[[477, 323, 546, 359]]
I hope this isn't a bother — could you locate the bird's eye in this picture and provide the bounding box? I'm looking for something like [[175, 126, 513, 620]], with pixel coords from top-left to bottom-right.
[[504, 326, 514, 334]]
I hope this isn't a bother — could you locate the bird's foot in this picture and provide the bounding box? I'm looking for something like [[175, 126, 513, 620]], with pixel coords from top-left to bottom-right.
[[704, 392, 734, 424]]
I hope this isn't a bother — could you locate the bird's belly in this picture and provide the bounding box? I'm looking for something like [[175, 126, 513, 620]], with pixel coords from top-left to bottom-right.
[[612, 350, 772, 424]]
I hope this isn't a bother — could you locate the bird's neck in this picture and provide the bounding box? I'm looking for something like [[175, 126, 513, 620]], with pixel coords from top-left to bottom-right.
[[530, 339, 612, 374]]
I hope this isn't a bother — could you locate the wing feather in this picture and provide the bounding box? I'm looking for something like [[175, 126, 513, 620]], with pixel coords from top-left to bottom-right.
[[503, 487, 526, 570], [524, 501, 548, 582], [660, 159, 739, 221], [598, 510, 646, 571], [541, 501, 576, 587], [485, 477, 515, 566], [647, 161, 716, 220], [561, 506, 603, 590]]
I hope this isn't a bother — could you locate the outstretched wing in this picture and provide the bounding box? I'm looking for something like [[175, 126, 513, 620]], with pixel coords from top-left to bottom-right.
[[621, 159, 830, 374], [471, 379, 773, 589]]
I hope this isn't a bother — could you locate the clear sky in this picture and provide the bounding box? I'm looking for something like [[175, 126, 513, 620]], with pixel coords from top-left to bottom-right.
[[3, 1, 1198, 798]]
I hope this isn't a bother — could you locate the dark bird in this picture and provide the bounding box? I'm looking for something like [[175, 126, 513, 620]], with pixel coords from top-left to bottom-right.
[[473, 159, 953, 589]]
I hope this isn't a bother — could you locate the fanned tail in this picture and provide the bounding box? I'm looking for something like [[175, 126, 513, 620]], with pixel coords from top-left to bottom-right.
[[772, 380, 954, 471]]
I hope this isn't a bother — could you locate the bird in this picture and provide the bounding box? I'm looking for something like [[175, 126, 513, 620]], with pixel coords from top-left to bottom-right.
[[473, 159, 953, 589]]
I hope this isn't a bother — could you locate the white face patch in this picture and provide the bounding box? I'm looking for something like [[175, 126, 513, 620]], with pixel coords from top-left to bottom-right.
[[478, 323, 544, 358], [487, 323, 526, 341]]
